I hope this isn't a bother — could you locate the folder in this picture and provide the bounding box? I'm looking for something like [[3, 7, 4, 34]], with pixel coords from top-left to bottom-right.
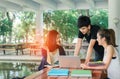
[[87, 61, 105, 66], [48, 68, 69, 76], [71, 70, 92, 77]]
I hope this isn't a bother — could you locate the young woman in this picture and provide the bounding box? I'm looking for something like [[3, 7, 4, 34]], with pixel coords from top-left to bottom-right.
[[81, 29, 120, 79], [38, 30, 66, 70]]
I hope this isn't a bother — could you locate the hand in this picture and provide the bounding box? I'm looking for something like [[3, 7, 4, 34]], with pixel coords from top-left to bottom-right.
[[80, 64, 88, 69]]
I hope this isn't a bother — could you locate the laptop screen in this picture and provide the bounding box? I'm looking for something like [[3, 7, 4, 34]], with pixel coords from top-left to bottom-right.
[[58, 56, 81, 68]]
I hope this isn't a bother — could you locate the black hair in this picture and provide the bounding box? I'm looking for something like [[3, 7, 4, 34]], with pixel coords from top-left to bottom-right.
[[77, 15, 91, 28]]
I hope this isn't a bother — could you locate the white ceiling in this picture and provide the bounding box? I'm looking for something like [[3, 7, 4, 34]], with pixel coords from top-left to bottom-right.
[[0, 0, 108, 12]]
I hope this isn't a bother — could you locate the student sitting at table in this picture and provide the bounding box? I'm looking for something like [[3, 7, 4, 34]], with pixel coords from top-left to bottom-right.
[[38, 30, 66, 70], [81, 29, 120, 79]]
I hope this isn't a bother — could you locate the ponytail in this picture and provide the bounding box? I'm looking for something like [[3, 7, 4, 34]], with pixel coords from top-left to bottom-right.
[[108, 29, 118, 47]]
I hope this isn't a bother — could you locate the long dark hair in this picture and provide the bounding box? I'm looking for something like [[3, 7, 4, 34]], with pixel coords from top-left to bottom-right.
[[98, 29, 117, 47], [46, 30, 59, 52]]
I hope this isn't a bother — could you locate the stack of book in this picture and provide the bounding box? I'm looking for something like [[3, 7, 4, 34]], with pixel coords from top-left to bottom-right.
[[48, 68, 69, 76], [71, 70, 92, 77]]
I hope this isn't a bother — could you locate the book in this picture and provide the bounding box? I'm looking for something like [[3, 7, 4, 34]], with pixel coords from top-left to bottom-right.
[[71, 70, 92, 77], [87, 61, 105, 67], [47, 68, 69, 76]]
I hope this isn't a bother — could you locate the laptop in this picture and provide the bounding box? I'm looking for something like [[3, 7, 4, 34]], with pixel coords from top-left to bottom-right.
[[58, 56, 81, 68]]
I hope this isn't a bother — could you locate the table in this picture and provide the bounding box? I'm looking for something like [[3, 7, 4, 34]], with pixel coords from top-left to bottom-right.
[[25, 67, 102, 79], [0, 43, 25, 55], [29, 43, 41, 55]]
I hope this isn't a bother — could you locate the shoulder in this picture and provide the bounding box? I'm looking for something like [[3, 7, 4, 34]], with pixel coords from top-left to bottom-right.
[[92, 25, 100, 28], [58, 45, 66, 55], [91, 25, 100, 31], [41, 46, 49, 53], [106, 45, 114, 52], [58, 45, 64, 52], [90, 25, 100, 35], [107, 45, 114, 49]]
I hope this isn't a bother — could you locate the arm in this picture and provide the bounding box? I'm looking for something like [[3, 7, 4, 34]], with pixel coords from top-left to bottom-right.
[[85, 39, 96, 64], [82, 45, 114, 70], [74, 38, 82, 56]]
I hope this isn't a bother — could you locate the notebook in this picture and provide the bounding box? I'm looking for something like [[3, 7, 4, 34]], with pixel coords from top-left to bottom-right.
[[87, 61, 105, 67], [59, 56, 81, 68], [47, 68, 69, 76], [71, 70, 92, 77]]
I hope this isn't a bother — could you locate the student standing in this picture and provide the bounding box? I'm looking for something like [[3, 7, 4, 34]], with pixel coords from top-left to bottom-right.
[[74, 15, 104, 64]]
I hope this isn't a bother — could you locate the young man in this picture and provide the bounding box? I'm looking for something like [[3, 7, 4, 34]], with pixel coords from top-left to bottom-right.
[[74, 15, 104, 64]]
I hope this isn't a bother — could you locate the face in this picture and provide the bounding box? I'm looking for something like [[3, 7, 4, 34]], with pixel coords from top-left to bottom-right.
[[56, 34, 61, 45], [79, 26, 90, 35], [97, 33, 103, 45]]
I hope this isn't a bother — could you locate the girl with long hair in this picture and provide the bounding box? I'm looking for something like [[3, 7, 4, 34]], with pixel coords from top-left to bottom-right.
[[38, 30, 66, 70], [81, 29, 120, 79]]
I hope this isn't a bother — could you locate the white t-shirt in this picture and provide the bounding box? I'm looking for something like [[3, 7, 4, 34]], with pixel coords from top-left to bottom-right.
[[47, 49, 59, 65]]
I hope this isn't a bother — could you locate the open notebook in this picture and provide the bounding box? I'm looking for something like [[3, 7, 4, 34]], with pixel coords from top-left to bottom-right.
[[59, 56, 81, 68]]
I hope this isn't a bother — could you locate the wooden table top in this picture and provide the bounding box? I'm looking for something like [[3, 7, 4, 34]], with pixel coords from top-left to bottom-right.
[[25, 67, 102, 79]]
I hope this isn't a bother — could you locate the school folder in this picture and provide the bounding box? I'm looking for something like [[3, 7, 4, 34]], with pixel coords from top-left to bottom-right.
[[71, 70, 92, 77], [47, 68, 69, 76], [87, 61, 105, 67]]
